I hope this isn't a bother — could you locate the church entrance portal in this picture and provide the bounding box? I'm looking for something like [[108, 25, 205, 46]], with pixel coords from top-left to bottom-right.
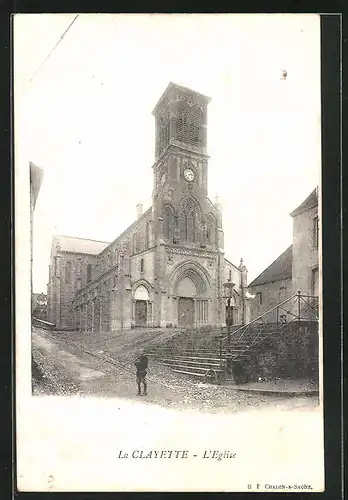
[[135, 300, 147, 327], [178, 297, 194, 327]]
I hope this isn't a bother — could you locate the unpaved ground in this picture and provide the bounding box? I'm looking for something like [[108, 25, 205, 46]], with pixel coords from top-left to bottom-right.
[[32, 328, 319, 414]]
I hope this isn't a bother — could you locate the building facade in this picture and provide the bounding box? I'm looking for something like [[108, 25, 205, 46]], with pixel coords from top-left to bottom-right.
[[47, 83, 247, 331], [290, 188, 319, 297], [248, 188, 319, 320], [247, 246, 293, 321], [30, 162, 44, 313]]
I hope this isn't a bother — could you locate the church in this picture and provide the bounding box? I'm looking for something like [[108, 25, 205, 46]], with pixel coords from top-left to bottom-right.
[[47, 82, 248, 331]]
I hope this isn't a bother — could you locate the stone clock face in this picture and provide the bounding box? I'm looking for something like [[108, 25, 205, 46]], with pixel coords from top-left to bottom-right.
[[184, 168, 195, 182]]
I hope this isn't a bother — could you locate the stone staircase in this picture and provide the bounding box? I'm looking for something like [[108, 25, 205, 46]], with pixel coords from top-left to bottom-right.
[[147, 321, 293, 383], [147, 326, 241, 382]]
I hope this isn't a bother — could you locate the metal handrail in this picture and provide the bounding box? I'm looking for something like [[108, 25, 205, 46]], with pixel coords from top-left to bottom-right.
[[219, 292, 319, 374], [221, 293, 298, 342], [221, 292, 319, 343]]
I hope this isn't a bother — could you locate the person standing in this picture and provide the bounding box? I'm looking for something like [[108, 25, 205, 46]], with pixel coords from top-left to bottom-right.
[[135, 350, 148, 396]]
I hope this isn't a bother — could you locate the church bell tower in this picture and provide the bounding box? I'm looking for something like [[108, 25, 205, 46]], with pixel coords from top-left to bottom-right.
[[152, 82, 211, 200], [150, 82, 225, 328], [151, 82, 222, 254]]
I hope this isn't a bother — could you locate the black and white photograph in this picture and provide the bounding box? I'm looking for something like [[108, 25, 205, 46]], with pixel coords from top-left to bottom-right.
[[15, 13, 324, 492]]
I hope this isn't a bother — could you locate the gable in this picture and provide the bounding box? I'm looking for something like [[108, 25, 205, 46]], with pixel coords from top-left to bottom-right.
[[248, 245, 293, 288]]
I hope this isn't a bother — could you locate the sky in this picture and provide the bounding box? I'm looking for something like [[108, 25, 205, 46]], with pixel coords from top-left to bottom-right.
[[14, 14, 321, 293]]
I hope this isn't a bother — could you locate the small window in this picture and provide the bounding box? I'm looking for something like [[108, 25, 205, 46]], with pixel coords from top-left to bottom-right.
[[140, 258, 144, 273], [87, 264, 92, 282], [65, 261, 72, 283], [313, 216, 319, 249], [256, 292, 262, 305], [279, 286, 287, 301], [311, 267, 319, 296]]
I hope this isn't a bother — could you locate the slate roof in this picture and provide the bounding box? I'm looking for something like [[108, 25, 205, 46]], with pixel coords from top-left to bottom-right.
[[224, 258, 241, 272], [248, 245, 293, 287], [290, 188, 318, 217], [55, 235, 109, 255]]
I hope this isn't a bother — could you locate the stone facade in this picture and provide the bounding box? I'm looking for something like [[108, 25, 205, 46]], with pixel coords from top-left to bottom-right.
[[291, 189, 319, 296], [249, 277, 293, 322], [47, 83, 246, 331], [248, 189, 319, 320], [30, 162, 44, 313]]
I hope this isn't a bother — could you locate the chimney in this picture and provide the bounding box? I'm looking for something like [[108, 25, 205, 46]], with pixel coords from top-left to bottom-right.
[[136, 203, 143, 219]]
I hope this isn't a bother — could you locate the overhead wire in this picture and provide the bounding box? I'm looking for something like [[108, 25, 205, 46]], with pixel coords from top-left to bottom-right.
[[27, 14, 79, 85]]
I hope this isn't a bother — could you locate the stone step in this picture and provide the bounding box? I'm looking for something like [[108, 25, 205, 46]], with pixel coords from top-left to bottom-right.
[[161, 358, 223, 368], [168, 355, 222, 362], [171, 369, 207, 378], [160, 362, 224, 374]]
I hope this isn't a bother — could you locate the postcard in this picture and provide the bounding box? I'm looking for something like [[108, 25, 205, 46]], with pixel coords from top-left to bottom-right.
[[15, 13, 324, 492]]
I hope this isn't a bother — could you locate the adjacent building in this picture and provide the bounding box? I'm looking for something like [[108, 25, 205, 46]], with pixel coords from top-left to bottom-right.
[[30, 162, 44, 313], [47, 83, 248, 331], [290, 188, 319, 297], [248, 188, 319, 320]]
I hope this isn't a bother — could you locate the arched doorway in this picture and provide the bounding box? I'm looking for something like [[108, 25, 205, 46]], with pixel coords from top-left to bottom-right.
[[135, 300, 147, 327], [134, 285, 150, 327], [171, 261, 211, 328], [178, 297, 194, 327], [177, 276, 196, 327]]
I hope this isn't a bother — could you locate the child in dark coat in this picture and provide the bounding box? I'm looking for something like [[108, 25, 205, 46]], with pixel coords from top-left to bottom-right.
[[135, 350, 148, 396]]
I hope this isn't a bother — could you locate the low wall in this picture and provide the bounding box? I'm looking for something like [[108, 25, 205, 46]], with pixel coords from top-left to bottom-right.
[[232, 321, 319, 383]]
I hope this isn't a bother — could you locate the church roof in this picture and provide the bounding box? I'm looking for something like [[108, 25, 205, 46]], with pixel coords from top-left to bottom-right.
[[224, 258, 242, 272], [55, 235, 110, 255], [290, 188, 318, 217], [248, 245, 293, 288]]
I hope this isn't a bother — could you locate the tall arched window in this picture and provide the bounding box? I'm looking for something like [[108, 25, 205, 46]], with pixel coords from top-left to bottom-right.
[[173, 215, 179, 243], [180, 197, 199, 243], [177, 102, 202, 146], [133, 233, 137, 254], [206, 214, 216, 244], [189, 106, 202, 145], [176, 102, 189, 143], [65, 261, 72, 283], [145, 222, 151, 249], [87, 264, 92, 283], [186, 212, 196, 242], [164, 206, 174, 240]]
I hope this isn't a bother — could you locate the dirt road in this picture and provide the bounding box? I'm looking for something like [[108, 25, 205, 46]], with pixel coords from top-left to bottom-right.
[[32, 328, 319, 414]]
